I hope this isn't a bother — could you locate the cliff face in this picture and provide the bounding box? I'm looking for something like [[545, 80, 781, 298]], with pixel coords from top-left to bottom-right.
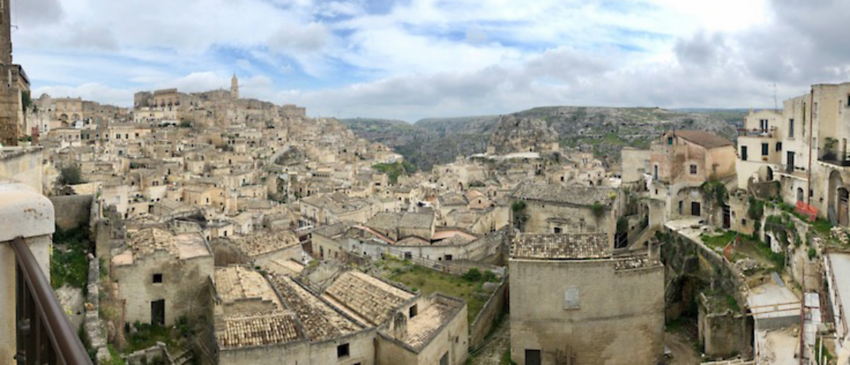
[[487, 115, 559, 154], [342, 107, 740, 171]]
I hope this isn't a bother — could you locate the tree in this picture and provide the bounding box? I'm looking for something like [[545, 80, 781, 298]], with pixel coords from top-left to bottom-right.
[[58, 166, 84, 186]]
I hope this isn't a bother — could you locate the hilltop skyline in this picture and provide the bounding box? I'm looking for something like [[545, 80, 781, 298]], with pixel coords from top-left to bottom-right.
[[13, 0, 850, 121]]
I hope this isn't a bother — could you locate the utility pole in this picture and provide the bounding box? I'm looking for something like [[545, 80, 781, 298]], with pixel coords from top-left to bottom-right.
[[800, 263, 806, 365]]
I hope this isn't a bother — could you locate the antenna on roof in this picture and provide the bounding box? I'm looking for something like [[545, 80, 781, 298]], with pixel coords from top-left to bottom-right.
[[11, 0, 18, 31]]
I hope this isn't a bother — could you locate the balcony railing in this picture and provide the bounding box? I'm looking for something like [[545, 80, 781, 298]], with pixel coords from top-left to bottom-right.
[[737, 127, 777, 138], [12, 237, 93, 365]]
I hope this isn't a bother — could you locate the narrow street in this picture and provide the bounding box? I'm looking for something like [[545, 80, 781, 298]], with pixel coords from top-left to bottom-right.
[[468, 314, 511, 365]]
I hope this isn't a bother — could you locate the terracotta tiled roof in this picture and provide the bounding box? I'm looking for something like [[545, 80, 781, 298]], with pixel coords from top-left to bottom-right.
[[672, 130, 733, 149], [231, 230, 299, 257], [323, 271, 413, 326], [269, 275, 361, 341], [511, 183, 616, 206], [218, 311, 303, 349], [511, 233, 610, 260]]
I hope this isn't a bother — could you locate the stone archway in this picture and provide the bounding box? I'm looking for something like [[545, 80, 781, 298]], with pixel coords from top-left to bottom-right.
[[758, 165, 774, 182]]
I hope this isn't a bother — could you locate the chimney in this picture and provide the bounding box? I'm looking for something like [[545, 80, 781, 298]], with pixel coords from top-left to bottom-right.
[[393, 311, 407, 341]]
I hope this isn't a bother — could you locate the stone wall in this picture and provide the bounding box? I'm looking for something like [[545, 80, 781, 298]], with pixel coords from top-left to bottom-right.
[[469, 276, 508, 349], [84, 253, 111, 363], [50, 194, 93, 231], [509, 258, 664, 365], [124, 342, 172, 365], [0, 146, 43, 192], [663, 230, 753, 358]]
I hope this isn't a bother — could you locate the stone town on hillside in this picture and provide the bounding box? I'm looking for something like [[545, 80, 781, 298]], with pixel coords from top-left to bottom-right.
[[2, 2, 850, 364]]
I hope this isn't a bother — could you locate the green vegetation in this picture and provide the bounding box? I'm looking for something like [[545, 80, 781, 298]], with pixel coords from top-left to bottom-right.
[[372, 161, 417, 184], [748, 196, 764, 221], [51, 226, 91, 289], [126, 322, 175, 353], [21, 90, 31, 112], [808, 248, 818, 260], [501, 349, 515, 365], [104, 345, 127, 365], [700, 230, 785, 272], [699, 231, 736, 250], [813, 218, 833, 236], [815, 336, 835, 365], [385, 263, 496, 325], [590, 202, 606, 218], [58, 165, 85, 186]]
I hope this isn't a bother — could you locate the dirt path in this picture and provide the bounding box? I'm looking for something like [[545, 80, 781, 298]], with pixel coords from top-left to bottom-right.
[[468, 314, 511, 365], [665, 330, 701, 365]]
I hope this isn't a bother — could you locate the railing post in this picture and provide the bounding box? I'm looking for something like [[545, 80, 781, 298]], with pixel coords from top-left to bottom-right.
[[12, 237, 93, 365]]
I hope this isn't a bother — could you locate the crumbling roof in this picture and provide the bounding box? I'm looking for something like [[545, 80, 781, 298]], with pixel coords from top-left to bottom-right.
[[214, 266, 281, 309], [117, 228, 210, 264], [406, 300, 455, 349], [366, 212, 402, 232], [511, 233, 610, 260], [311, 221, 350, 238], [322, 271, 413, 327], [231, 230, 299, 257], [671, 130, 733, 149], [511, 183, 616, 207], [269, 275, 362, 341], [438, 193, 468, 206], [218, 311, 303, 349], [399, 212, 433, 229]]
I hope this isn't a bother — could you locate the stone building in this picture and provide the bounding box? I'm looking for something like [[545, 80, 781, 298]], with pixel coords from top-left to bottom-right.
[[647, 130, 736, 223], [111, 227, 214, 326], [509, 233, 664, 365], [0, 0, 30, 146], [211, 267, 467, 365], [510, 183, 621, 247]]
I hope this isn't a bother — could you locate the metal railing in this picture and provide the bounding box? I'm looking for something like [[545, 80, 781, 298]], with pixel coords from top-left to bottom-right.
[[12, 237, 93, 365], [737, 127, 777, 138]]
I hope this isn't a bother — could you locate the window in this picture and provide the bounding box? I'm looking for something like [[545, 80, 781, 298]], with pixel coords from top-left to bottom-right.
[[337, 344, 350, 358], [689, 165, 697, 175], [404, 252, 412, 260], [564, 287, 580, 309], [409, 305, 418, 318], [762, 143, 769, 156], [789, 119, 795, 138], [445, 255, 453, 261], [152, 273, 163, 283], [760, 119, 769, 132], [554, 227, 562, 234], [741, 146, 748, 161], [742, 219, 747, 226], [525, 349, 542, 365], [667, 137, 673, 145], [776, 142, 782, 152]]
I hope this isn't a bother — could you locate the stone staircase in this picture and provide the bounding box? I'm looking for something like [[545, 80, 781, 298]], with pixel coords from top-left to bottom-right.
[[172, 349, 194, 365]]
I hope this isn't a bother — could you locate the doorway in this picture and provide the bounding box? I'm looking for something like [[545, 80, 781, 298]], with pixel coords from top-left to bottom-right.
[[839, 188, 849, 226], [151, 299, 165, 326], [525, 349, 542, 365], [691, 202, 701, 217]]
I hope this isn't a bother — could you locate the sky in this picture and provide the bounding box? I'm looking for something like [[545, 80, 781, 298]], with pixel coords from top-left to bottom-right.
[[11, 0, 850, 122]]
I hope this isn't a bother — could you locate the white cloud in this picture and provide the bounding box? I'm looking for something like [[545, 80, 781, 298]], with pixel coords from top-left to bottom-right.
[[13, 0, 850, 122]]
